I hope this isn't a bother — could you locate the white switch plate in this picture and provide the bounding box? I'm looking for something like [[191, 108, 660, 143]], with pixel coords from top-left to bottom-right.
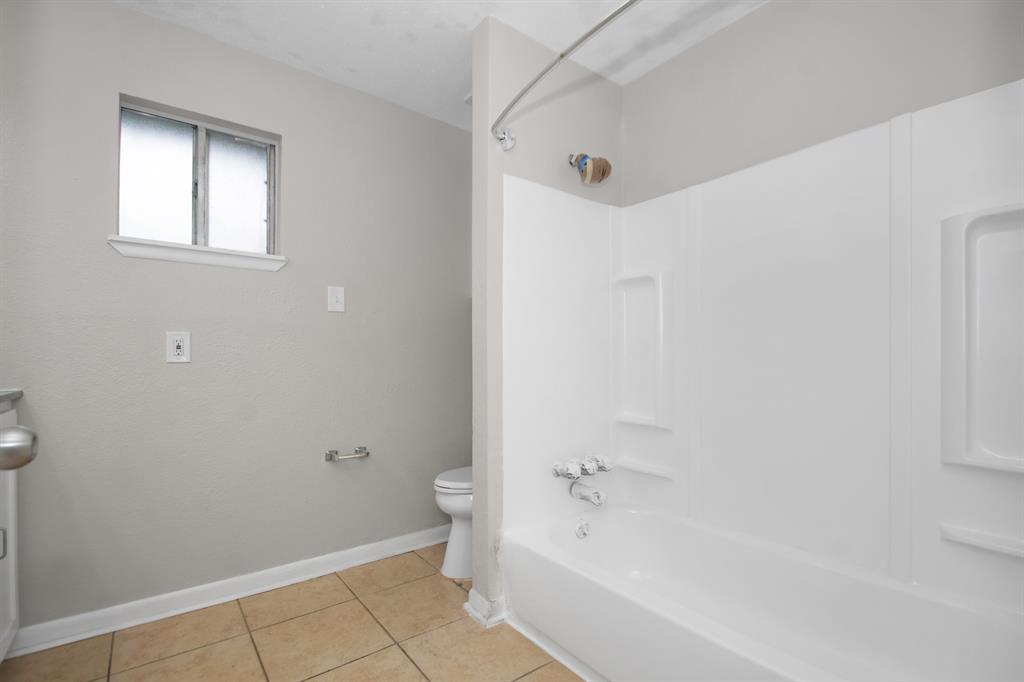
[[166, 332, 191, 363], [327, 286, 345, 312]]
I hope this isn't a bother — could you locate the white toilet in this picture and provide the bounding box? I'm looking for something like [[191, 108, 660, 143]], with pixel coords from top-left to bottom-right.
[[433, 466, 472, 579]]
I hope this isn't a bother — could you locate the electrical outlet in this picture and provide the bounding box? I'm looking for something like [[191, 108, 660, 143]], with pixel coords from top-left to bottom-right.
[[327, 286, 345, 312], [166, 332, 191, 363]]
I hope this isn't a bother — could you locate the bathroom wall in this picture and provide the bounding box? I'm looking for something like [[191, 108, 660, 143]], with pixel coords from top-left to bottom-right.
[[621, 0, 1024, 204], [0, 1, 470, 625], [470, 18, 622, 607]]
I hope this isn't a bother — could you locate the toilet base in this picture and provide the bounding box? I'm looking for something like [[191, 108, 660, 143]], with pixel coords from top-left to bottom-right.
[[441, 515, 472, 579]]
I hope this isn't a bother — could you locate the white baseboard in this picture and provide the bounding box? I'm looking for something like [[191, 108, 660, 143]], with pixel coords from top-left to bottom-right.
[[9, 524, 451, 658], [463, 587, 506, 628], [505, 614, 606, 682]]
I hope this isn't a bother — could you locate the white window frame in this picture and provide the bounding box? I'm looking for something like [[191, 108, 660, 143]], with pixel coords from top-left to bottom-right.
[[108, 95, 286, 271]]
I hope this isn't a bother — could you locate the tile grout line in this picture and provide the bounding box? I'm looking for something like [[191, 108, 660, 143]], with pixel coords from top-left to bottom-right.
[[238, 599, 271, 682], [247, 630, 270, 682], [334, 552, 439, 597], [247, 595, 357, 633], [343, 569, 460, 607], [346, 570, 469, 643], [107, 601, 252, 676], [106, 632, 115, 681], [294, 642, 395, 682], [107, 632, 253, 677], [296, 572, 402, 681], [396, 613, 468, 644], [349, 590, 439, 682], [511, 660, 557, 682], [395, 639, 432, 682]]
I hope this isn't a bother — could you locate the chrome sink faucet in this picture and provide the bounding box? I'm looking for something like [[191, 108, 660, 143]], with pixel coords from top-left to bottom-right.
[[553, 456, 611, 505]]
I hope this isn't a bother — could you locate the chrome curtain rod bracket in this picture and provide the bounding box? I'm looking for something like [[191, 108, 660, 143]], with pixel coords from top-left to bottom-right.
[[490, 0, 643, 152]]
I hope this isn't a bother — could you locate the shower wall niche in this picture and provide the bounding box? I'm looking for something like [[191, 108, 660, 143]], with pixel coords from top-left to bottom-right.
[[942, 205, 1024, 474]]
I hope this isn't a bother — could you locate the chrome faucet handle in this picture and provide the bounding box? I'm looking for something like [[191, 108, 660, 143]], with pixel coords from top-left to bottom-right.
[[581, 455, 612, 474], [552, 459, 583, 479]]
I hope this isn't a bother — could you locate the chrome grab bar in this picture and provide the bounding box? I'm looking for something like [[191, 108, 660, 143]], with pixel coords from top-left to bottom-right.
[[325, 446, 370, 462]]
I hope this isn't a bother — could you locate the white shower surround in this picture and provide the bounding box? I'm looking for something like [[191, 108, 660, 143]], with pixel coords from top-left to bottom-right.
[[501, 79, 1024, 681]]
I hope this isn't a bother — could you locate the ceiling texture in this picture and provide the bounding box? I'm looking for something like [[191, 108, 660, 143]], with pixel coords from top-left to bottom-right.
[[116, 0, 765, 130]]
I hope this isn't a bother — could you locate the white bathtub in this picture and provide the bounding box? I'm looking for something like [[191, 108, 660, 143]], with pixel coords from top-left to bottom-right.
[[502, 507, 1024, 682]]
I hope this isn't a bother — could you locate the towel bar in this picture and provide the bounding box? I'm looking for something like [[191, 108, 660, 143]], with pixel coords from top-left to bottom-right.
[[325, 446, 370, 462]]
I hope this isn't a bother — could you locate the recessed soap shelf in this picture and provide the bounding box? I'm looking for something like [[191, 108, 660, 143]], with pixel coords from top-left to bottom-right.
[[940, 523, 1024, 560], [616, 456, 674, 480], [941, 203, 1024, 475]]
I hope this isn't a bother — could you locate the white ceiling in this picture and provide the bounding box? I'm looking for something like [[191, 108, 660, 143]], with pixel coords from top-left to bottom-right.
[[116, 1, 765, 130]]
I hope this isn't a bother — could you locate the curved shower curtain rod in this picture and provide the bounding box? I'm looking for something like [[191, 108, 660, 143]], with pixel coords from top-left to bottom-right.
[[490, 0, 644, 151]]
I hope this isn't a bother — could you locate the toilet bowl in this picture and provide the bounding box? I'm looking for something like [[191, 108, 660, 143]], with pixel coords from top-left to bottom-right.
[[434, 466, 472, 579]]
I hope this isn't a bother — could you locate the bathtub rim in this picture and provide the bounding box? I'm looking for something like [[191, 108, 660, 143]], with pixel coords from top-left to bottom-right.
[[503, 504, 1022, 626]]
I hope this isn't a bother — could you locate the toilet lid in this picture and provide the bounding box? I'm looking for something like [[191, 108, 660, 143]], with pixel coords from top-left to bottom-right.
[[435, 466, 472, 491]]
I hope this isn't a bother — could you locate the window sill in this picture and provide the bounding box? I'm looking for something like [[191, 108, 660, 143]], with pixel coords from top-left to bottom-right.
[[107, 235, 288, 272]]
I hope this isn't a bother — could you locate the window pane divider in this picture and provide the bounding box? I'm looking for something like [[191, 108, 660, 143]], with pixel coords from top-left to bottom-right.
[[267, 144, 277, 255], [195, 125, 209, 247]]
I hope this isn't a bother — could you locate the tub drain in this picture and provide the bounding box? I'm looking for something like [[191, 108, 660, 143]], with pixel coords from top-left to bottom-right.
[[575, 520, 590, 539]]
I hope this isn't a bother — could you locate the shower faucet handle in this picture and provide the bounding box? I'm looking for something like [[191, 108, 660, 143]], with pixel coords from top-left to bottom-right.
[[581, 455, 612, 474], [552, 459, 583, 479]]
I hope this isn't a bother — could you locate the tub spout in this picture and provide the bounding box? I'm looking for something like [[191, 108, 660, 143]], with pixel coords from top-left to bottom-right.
[[570, 481, 605, 507]]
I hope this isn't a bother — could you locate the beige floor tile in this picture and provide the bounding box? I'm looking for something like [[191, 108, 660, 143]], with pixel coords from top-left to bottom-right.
[[110, 601, 247, 673], [337, 553, 435, 598], [251, 600, 391, 682], [309, 645, 425, 682], [516, 660, 583, 682], [454, 578, 472, 592], [360, 574, 467, 641], [402, 617, 551, 682], [413, 543, 446, 570], [0, 634, 111, 682], [240, 574, 355, 629], [109, 635, 264, 682]]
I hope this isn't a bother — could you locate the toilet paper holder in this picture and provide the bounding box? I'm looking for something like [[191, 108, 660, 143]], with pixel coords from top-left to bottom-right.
[[325, 446, 370, 462]]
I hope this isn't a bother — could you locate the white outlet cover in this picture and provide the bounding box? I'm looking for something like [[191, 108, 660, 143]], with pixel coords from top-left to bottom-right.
[[166, 331, 191, 363], [327, 286, 345, 312]]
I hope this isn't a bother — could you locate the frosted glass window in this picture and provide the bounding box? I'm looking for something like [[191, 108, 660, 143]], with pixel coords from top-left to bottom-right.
[[117, 99, 279, 260], [207, 131, 269, 253], [118, 109, 195, 244]]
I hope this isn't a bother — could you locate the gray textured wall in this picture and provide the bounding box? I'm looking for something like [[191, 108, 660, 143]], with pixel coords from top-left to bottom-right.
[[0, 1, 471, 625], [622, 0, 1024, 205], [470, 17, 622, 607]]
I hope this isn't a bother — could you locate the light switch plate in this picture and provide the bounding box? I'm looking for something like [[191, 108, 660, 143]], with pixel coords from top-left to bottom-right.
[[166, 332, 191, 363], [327, 286, 345, 312]]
